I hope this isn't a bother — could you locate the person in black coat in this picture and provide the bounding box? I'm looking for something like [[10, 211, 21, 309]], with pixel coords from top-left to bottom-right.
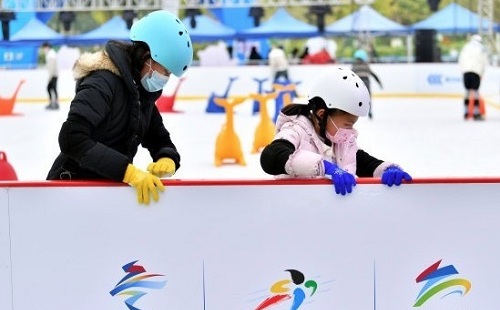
[[46, 11, 193, 205]]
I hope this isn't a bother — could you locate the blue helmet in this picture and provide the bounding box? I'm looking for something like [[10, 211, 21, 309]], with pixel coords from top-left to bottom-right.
[[130, 10, 193, 77], [353, 49, 368, 62]]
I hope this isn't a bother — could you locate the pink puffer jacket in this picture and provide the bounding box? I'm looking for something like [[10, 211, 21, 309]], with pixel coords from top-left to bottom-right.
[[273, 112, 395, 178], [274, 113, 357, 178]]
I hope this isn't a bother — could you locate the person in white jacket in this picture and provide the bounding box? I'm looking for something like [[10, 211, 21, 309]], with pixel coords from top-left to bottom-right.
[[458, 34, 488, 120], [268, 44, 290, 82]]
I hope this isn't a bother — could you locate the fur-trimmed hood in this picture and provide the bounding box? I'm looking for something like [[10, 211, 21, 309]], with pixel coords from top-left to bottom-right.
[[71, 41, 139, 96], [72, 50, 121, 80]]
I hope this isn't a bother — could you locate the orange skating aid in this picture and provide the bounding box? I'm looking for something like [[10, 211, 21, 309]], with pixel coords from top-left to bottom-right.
[[213, 96, 247, 167], [250, 92, 277, 154], [0, 80, 25, 116]]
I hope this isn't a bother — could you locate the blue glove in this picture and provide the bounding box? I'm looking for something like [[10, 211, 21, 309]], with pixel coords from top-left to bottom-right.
[[381, 166, 412, 187], [323, 160, 356, 195]]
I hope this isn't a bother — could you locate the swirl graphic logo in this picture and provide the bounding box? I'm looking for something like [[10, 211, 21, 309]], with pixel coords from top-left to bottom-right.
[[255, 269, 318, 310], [414, 259, 471, 307], [110, 260, 167, 310]]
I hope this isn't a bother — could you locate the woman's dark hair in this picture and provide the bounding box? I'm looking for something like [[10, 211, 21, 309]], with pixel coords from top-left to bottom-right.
[[281, 103, 310, 117], [131, 41, 151, 81], [108, 40, 151, 82], [281, 96, 327, 117]]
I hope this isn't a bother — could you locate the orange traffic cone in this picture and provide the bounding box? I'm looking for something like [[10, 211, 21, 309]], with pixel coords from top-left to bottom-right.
[[0, 151, 18, 180]]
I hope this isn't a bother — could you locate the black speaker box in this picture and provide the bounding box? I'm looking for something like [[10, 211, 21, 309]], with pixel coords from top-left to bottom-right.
[[415, 29, 438, 63]]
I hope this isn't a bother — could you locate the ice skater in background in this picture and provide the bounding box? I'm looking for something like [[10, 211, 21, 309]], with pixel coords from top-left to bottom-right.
[[46, 11, 193, 205], [268, 44, 290, 83], [458, 34, 488, 120], [41, 42, 60, 110], [260, 68, 411, 196], [351, 48, 382, 119]]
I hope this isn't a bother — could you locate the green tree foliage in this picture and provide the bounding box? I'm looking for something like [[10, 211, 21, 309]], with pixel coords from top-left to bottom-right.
[[261, 0, 498, 27]]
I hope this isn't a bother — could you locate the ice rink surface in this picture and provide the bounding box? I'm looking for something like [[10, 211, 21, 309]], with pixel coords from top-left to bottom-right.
[[2, 95, 500, 181]]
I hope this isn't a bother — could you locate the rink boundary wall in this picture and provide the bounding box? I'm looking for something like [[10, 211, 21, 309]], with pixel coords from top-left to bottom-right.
[[2, 178, 500, 309], [2, 63, 499, 104], [3, 176, 500, 187]]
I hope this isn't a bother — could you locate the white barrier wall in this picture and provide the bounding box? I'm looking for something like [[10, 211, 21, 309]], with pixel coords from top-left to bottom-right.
[[0, 188, 12, 310], [2, 179, 500, 309], [1, 63, 499, 103]]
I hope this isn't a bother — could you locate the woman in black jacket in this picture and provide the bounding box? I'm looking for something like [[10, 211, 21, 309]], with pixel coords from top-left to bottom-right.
[[47, 10, 193, 205]]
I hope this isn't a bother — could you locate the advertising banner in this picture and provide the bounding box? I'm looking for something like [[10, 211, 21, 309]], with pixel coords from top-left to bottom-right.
[[414, 63, 462, 94], [0, 45, 38, 69], [2, 65, 499, 102], [2, 181, 500, 309]]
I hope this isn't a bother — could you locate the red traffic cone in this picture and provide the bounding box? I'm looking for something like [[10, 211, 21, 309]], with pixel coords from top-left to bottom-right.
[[0, 151, 18, 180]]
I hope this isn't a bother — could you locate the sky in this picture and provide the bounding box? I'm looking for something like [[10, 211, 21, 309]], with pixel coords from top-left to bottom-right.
[[2, 95, 500, 181]]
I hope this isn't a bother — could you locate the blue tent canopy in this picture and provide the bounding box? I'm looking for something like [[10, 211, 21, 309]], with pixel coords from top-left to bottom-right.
[[67, 16, 130, 45], [326, 5, 409, 36], [182, 15, 236, 42], [411, 3, 500, 33], [10, 18, 65, 44], [236, 8, 319, 39]]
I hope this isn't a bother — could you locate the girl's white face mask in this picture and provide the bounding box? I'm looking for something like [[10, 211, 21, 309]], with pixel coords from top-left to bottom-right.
[[141, 59, 169, 92], [326, 117, 358, 144]]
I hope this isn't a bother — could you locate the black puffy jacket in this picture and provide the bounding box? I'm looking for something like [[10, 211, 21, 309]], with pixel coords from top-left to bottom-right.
[[47, 41, 180, 181]]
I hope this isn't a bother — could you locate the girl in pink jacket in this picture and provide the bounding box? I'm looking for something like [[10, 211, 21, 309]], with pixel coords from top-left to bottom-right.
[[260, 67, 411, 195]]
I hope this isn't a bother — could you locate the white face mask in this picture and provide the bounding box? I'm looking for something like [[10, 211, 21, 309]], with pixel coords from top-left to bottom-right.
[[326, 117, 358, 144], [140, 59, 169, 92]]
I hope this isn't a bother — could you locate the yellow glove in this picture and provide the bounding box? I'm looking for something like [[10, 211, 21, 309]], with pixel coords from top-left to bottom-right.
[[123, 164, 165, 205], [147, 157, 176, 178]]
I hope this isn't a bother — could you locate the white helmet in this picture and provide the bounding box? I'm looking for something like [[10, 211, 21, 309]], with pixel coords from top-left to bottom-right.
[[307, 67, 371, 117], [470, 34, 482, 43]]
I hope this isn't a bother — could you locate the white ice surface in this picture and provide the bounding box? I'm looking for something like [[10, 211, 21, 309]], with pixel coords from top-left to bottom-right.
[[1, 96, 500, 181]]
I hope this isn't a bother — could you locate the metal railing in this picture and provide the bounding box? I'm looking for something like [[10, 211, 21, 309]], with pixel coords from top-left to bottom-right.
[[2, 0, 163, 11], [2, 0, 350, 11]]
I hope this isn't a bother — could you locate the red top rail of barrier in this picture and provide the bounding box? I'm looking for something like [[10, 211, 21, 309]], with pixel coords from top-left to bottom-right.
[[2, 177, 500, 187]]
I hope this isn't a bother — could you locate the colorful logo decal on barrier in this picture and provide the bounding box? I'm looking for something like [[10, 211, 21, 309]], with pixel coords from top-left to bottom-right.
[[255, 269, 318, 310], [110, 260, 167, 310], [414, 259, 471, 307]]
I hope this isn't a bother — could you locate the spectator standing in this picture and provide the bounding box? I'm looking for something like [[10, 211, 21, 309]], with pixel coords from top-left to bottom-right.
[[351, 48, 382, 119], [458, 34, 488, 120], [248, 46, 263, 65], [42, 42, 59, 110], [299, 47, 309, 62]]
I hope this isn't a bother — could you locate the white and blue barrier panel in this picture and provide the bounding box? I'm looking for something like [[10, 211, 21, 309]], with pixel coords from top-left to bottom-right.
[[1, 178, 500, 310]]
